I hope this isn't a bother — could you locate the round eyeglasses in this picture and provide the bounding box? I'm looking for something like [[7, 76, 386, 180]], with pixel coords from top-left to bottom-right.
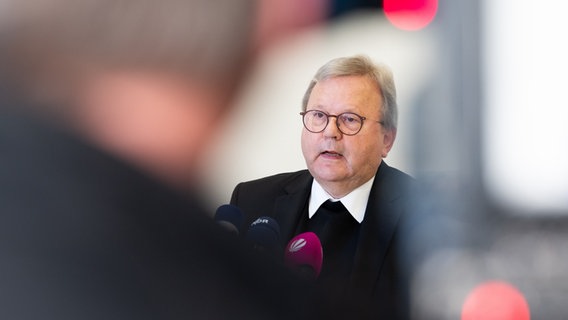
[[300, 109, 383, 136]]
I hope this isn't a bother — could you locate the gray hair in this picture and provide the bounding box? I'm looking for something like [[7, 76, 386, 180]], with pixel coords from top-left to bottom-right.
[[301, 55, 398, 131]]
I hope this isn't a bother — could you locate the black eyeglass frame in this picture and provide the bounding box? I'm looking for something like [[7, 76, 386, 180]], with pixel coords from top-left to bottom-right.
[[300, 109, 383, 136]]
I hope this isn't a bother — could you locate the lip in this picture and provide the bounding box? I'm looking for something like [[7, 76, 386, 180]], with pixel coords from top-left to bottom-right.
[[320, 150, 343, 158]]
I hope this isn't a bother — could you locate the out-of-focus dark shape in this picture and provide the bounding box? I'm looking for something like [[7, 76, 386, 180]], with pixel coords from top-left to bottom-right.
[[215, 204, 245, 235], [328, 0, 382, 18], [245, 216, 282, 256], [0, 0, 326, 319]]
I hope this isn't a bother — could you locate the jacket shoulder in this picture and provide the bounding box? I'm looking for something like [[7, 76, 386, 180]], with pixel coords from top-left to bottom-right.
[[231, 170, 310, 201], [238, 170, 310, 188], [378, 162, 415, 185]]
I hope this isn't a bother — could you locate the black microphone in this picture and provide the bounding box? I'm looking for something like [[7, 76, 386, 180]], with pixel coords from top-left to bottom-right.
[[284, 232, 323, 281], [214, 204, 244, 235], [245, 216, 281, 256]]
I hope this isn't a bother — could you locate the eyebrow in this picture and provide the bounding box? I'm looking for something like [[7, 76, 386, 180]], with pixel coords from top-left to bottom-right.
[[309, 105, 361, 114]]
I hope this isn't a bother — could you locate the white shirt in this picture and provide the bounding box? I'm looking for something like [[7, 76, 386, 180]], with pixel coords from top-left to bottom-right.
[[308, 176, 376, 223]]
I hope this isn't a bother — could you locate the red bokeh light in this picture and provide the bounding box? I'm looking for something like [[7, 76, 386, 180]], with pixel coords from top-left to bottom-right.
[[461, 281, 531, 320], [383, 0, 438, 31]]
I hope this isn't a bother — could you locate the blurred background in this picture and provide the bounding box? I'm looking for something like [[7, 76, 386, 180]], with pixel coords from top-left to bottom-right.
[[200, 0, 568, 318]]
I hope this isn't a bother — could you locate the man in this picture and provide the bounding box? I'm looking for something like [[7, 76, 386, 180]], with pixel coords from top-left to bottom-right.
[[231, 55, 416, 317], [0, 0, 320, 319]]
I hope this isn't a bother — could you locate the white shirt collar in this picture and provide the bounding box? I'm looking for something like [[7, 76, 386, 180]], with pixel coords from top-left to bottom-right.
[[308, 176, 375, 223]]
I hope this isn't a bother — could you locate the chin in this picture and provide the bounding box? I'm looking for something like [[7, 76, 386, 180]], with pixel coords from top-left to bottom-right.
[[312, 169, 348, 183]]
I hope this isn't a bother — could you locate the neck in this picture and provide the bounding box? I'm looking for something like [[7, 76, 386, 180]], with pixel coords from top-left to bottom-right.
[[317, 180, 362, 199], [315, 168, 380, 199]]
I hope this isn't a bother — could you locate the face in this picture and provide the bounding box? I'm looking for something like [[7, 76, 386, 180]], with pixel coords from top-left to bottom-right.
[[301, 75, 395, 197]]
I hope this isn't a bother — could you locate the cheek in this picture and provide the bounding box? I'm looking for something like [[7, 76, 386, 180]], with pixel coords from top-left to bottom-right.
[[301, 133, 310, 158], [347, 137, 381, 165], [301, 130, 315, 158]]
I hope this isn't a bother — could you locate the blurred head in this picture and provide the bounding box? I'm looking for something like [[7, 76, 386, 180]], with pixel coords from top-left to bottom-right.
[[0, 0, 256, 188], [300, 55, 398, 197]]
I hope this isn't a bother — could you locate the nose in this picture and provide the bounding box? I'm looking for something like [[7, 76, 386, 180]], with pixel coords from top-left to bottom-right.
[[323, 115, 342, 139]]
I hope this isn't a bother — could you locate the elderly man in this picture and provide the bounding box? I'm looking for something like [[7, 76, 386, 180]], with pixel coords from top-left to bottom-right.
[[231, 55, 416, 317]]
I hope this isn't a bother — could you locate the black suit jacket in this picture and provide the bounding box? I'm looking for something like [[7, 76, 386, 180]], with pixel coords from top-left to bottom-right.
[[0, 111, 314, 320], [231, 161, 416, 318]]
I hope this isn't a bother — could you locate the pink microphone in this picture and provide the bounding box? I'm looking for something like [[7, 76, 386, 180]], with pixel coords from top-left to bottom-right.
[[284, 232, 323, 280]]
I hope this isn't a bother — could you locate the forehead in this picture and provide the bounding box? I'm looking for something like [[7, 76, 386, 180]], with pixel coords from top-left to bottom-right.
[[307, 75, 382, 114]]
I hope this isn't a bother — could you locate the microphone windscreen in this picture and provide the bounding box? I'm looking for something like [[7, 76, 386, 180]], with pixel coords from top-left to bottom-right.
[[245, 216, 281, 253], [284, 232, 323, 280], [214, 204, 244, 235]]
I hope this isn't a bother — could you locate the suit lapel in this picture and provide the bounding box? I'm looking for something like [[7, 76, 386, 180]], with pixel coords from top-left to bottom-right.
[[349, 162, 405, 295], [273, 172, 312, 244]]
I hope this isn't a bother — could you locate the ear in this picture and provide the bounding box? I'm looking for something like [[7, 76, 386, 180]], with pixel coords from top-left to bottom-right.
[[381, 128, 397, 158]]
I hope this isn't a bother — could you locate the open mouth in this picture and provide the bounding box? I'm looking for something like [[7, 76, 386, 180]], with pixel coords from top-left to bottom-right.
[[321, 150, 343, 157]]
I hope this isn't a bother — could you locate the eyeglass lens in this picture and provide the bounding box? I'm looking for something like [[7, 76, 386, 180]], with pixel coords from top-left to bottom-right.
[[302, 110, 363, 135]]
